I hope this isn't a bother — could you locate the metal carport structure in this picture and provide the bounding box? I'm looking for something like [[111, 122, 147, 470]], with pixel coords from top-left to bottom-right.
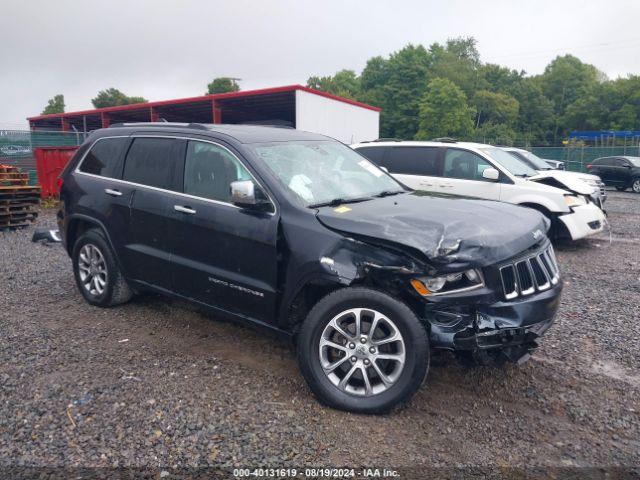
[[27, 85, 380, 144]]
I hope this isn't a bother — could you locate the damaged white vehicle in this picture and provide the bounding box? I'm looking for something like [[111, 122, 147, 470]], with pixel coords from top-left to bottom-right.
[[351, 140, 606, 241], [502, 147, 606, 208]]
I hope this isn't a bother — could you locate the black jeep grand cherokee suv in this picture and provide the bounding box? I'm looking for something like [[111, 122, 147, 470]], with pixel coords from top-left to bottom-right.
[[58, 123, 562, 413]]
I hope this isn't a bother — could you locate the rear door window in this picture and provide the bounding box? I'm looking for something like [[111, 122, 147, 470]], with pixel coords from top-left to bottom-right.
[[444, 149, 494, 181], [386, 147, 442, 176], [79, 137, 128, 178], [122, 137, 183, 190]]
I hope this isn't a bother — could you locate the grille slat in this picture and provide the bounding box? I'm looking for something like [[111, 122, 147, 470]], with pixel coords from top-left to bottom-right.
[[516, 261, 534, 295], [499, 245, 559, 299], [500, 265, 518, 300]]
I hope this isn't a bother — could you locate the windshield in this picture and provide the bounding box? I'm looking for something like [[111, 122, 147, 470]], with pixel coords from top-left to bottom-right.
[[251, 141, 405, 207], [508, 150, 552, 170], [626, 157, 640, 167], [481, 147, 539, 177]]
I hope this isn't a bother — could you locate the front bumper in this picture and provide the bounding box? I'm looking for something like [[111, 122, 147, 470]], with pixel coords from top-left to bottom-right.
[[558, 203, 606, 240], [427, 282, 561, 351]]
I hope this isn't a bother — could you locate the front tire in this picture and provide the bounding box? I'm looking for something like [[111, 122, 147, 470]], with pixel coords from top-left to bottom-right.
[[296, 287, 429, 413], [632, 179, 640, 194], [72, 229, 133, 307]]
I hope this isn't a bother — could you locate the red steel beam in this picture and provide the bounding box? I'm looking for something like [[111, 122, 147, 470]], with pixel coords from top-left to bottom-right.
[[212, 100, 222, 124], [27, 85, 381, 123]]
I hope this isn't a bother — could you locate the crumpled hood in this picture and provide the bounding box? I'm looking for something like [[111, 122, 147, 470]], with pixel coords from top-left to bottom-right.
[[529, 171, 597, 195], [315, 192, 548, 269]]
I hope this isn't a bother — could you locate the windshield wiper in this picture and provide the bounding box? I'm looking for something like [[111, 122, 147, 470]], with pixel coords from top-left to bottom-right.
[[308, 196, 373, 208], [375, 190, 405, 198]]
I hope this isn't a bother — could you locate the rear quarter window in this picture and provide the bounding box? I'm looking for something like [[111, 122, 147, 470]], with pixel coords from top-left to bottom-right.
[[78, 137, 128, 178]]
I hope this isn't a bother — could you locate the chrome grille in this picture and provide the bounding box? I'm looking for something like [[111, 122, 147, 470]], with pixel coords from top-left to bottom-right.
[[597, 181, 606, 197], [500, 245, 560, 300]]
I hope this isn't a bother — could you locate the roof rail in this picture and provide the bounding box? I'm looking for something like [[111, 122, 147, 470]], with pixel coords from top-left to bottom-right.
[[360, 138, 403, 143], [239, 122, 295, 129], [431, 137, 458, 143], [109, 122, 209, 130]]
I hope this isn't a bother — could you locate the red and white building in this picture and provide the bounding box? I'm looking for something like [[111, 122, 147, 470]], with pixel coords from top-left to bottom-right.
[[27, 85, 380, 144]]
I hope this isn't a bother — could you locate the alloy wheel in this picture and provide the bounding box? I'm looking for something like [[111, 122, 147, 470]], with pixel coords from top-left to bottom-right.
[[78, 243, 108, 296], [319, 308, 406, 396], [633, 179, 640, 193]]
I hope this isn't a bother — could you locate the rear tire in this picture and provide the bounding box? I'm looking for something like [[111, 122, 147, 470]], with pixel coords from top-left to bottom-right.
[[72, 229, 133, 307], [632, 179, 640, 194], [296, 287, 429, 413]]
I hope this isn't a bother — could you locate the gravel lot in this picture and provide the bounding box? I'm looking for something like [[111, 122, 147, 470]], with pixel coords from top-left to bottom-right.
[[1, 191, 639, 476]]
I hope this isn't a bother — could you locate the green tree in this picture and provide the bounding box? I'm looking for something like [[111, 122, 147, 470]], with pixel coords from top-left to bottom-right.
[[429, 37, 485, 97], [360, 44, 433, 139], [41, 94, 65, 115], [539, 55, 604, 140], [606, 76, 640, 130], [358, 56, 392, 128], [307, 70, 360, 99], [479, 64, 524, 96], [473, 90, 519, 126], [307, 38, 640, 146], [540, 55, 603, 114], [562, 83, 612, 131], [512, 78, 555, 145], [91, 88, 147, 108], [475, 122, 518, 145], [415, 78, 475, 140], [206, 77, 240, 94]]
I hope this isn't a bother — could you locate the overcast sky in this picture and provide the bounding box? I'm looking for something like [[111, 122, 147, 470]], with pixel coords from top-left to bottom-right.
[[3, 0, 640, 127]]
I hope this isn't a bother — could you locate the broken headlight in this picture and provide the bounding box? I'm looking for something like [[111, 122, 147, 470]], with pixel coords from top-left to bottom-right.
[[411, 269, 484, 296], [564, 195, 587, 208]]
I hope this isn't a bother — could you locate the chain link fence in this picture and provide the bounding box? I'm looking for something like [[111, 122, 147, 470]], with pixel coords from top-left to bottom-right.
[[3, 128, 640, 182], [0, 130, 83, 184], [530, 145, 640, 172]]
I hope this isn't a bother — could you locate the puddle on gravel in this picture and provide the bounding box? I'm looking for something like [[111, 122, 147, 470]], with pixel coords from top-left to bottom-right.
[[534, 355, 640, 388], [590, 360, 640, 388]]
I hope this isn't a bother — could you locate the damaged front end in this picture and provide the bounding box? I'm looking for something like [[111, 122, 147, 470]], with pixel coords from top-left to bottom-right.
[[414, 239, 562, 364], [310, 234, 561, 365], [310, 193, 563, 365]]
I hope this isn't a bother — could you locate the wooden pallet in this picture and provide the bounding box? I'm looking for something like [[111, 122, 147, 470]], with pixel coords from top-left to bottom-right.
[[0, 172, 29, 186], [0, 164, 41, 230], [0, 187, 41, 199]]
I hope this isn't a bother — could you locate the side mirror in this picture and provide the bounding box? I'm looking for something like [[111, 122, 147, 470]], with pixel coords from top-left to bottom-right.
[[230, 180, 270, 209], [482, 167, 500, 181], [623, 164, 632, 169]]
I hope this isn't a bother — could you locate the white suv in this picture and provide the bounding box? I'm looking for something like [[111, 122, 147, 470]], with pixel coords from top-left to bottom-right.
[[351, 140, 606, 241]]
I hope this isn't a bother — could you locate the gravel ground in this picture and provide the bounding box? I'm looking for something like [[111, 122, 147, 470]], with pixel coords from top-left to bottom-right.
[[1, 191, 639, 477]]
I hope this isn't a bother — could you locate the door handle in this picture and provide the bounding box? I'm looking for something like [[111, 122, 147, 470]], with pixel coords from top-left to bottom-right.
[[419, 181, 434, 187], [439, 183, 453, 188], [105, 188, 122, 197], [174, 205, 196, 215]]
